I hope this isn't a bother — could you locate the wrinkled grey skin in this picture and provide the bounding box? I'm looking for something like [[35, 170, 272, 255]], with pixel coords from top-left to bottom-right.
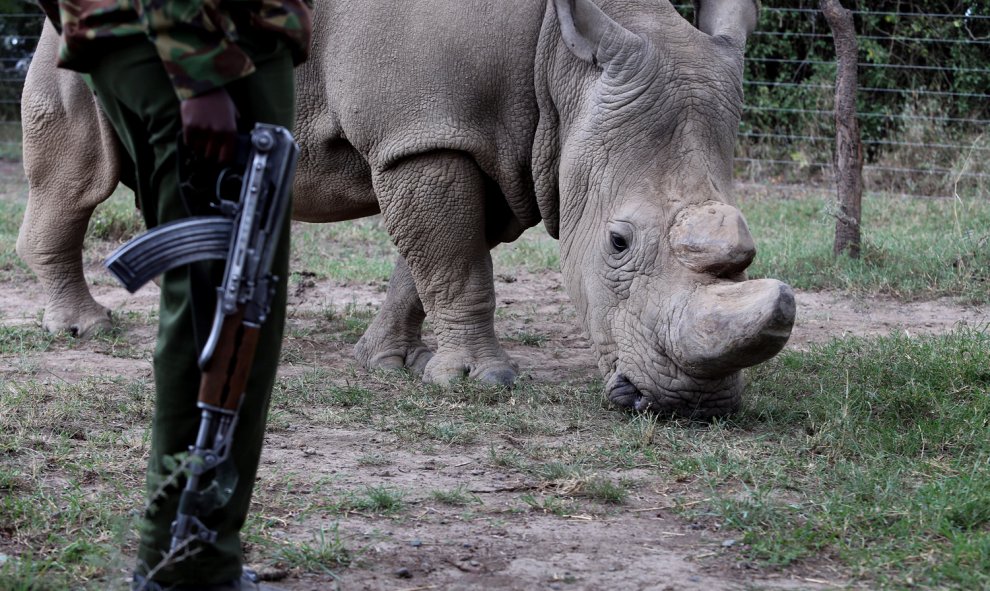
[[18, 0, 794, 417]]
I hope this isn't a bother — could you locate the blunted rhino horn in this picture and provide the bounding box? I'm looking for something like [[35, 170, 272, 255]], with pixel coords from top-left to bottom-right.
[[673, 278, 795, 378], [670, 201, 756, 277], [694, 0, 759, 47]]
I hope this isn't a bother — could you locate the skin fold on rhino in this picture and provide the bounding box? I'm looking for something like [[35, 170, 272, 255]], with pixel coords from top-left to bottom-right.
[[18, 0, 795, 417]]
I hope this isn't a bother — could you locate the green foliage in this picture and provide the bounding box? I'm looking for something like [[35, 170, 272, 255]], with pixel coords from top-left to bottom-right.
[[4, 295, 990, 588], [674, 2, 990, 194], [0, 196, 32, 280], [521, 493, 576, 516], [748, 2, 988, 133], [581, 476, 629, 504]]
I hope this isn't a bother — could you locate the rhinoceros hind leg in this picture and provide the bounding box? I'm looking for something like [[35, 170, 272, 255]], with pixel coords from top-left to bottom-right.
[[18, 22, 119, 337], [354, 256, 434, 375], [17, 199, 115, 338], [373, 151, 517, 387]]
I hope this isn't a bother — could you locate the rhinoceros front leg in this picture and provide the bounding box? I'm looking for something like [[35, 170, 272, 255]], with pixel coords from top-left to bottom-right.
[[354, 255, 433, 374], [372, 152, 517, 386]]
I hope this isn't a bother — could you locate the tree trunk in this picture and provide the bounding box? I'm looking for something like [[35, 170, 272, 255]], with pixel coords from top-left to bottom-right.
[[820, 0, 863, 258]]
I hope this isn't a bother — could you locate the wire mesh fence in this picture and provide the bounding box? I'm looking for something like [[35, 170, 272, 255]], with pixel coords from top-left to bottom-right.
[[0, 8, 40, 158], [1, 3, 988, 197], [734, 3, 990, 199]]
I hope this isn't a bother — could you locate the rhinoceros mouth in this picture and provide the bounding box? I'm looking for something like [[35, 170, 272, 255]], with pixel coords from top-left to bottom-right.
[[606, 372, 649, 411], [605, 369, 742, 418]]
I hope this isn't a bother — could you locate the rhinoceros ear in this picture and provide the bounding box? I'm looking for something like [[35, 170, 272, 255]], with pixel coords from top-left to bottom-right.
[[693, 0, 758, 47], [553, 0, 641, 67]]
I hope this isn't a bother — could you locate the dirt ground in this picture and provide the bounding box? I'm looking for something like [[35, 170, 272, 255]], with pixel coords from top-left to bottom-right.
[[1, 255, 987, 590]]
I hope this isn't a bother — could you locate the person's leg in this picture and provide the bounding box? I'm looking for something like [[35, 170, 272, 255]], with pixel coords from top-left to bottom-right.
[[87, 35, 295, 585], [88, 41, 232, 583], [162, 33, 297, 581]]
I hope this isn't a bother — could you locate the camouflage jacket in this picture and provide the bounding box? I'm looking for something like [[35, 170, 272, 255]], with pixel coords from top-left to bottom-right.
[[37, 0, 312, 100]]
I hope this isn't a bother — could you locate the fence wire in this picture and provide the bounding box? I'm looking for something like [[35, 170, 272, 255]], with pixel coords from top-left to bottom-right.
[[1, 5, 988, 198], [738, 4, 989, 199]]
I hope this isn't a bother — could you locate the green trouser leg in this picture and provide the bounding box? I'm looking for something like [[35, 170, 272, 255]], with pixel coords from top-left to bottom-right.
[[87, 34, 295, 585]]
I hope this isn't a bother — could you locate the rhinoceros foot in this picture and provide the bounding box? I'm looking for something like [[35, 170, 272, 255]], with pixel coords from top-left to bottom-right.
[[354, 331, 433, 376], [42, 298, 112, 338], [422, 352, 519, 387]]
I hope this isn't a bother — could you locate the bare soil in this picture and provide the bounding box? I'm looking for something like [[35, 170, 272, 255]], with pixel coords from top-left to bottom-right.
[[2, 254, 986, 590]]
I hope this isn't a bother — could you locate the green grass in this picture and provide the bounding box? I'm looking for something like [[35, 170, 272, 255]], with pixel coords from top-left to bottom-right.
[[580, 476, 629, 504], [0, 324, 61, 354], [742, 191, 990, 302], [273, 524, 351, 576], [330, 486, 405, 515], [0, 180, 140, 283], [355, 453, 391, 467], [85, 189, 144, 244], [0, 312, 151, 358], [88, 313, 154, 359], [3, 153, 990, 304], [0, 122, 22, 160], [288, 214, 560, 284], [431, 486, 482, 507], [0, 375, 152, 590], [4, 326, 989, 588], [674, 329, 990, 588], [266, 328, 990, 589], [493, 224, 559, 274], [0, 198, 29, 278], [507, 329, 549, 347], [291, 218, 395, 283], [319, 303, 376, 344], [520, 493, 578, 517], [290, 191, 990, 302]]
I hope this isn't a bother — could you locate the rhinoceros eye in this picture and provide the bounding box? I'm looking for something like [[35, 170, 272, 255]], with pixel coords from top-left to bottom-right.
[[609, 231, 629, 253]]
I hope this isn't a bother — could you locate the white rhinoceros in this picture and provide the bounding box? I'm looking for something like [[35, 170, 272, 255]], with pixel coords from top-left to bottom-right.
[[17, 0, 795, 416]]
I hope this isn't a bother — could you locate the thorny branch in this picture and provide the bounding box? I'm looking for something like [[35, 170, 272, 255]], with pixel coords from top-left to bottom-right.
[[144, 452, 198, 514], [134, 536, 203, 591]]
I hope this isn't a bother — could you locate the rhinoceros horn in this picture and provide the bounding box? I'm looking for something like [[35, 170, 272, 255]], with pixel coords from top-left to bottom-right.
[[673, 278, 796, 379]]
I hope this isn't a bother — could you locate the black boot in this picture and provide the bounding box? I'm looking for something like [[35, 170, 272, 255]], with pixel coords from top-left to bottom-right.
[[131, 568, 281, 590]]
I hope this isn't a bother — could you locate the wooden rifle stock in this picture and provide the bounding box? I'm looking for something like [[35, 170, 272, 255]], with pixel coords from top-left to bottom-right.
[[198, 309, 261, 412]]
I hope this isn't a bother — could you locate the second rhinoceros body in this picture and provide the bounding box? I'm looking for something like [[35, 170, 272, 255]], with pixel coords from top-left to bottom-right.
[[18, 0, 795, 416]]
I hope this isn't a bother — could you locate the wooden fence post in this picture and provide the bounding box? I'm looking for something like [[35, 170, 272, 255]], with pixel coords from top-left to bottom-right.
[[820, 0, 863, 258]]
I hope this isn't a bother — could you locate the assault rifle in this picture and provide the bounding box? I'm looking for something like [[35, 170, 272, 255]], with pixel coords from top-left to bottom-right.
[[104, 123, 299, 551]]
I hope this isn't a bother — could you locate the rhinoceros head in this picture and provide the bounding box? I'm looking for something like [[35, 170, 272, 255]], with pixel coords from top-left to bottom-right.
[[534, 0, 794, 417]]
